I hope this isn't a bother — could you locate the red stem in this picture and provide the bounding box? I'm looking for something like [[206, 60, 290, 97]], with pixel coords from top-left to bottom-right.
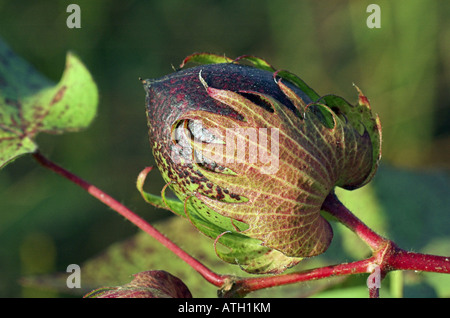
[[32, 152, 450, 297], [369, 287, 380, 298], [32, 151, 225, 287], [322, 192, 450, 273], [230, 258, 375, 297], [386, 246, 450, 273], [322, 191, 387, 251], [228, 192, 450, 296]]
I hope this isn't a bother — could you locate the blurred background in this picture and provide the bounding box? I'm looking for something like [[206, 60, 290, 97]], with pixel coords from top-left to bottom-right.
[[0, 0, 449, 297]]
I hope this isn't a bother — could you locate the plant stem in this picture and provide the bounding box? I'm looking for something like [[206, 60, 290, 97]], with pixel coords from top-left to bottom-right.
[[389, 270, 403, 298], [385, 247, 450, 273], [32, 151, 226, 287], [223, 191, 450, 297], [228, 258, 375, 297], [369, 287, 380, 298], [322, 191, 387, 251], [32, 152, 450, 298], [322, 191, 450, 275]]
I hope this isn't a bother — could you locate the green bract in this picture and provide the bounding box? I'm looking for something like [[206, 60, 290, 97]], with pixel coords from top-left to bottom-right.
[[139, 53, 382, 274]]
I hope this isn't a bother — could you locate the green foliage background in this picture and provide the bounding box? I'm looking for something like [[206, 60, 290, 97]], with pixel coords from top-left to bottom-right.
[[0, 0, 449, 297]]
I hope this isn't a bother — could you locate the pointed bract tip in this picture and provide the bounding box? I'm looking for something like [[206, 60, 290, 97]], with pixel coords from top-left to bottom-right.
[[353, 83, 371, 108]]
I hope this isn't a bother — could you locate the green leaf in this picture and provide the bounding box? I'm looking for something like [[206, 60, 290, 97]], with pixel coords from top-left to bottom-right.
[[180, 52, 234, 68], [0, 38, 98, 169], [234, 55, 276, 72], [276, 69, 320, 101]]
